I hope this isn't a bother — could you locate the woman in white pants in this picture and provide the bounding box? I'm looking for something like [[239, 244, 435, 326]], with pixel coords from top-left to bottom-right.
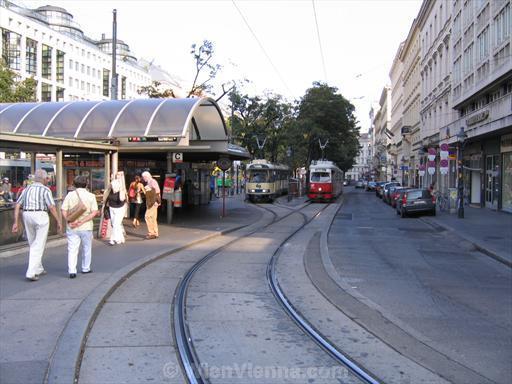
[[106, 175, 127, 245]]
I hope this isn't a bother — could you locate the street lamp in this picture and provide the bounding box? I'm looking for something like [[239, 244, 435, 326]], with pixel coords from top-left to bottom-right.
[[457, 127, 468, 218]]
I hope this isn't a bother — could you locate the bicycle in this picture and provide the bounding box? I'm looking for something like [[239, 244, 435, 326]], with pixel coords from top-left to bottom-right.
[[435, 191, 449, 212]]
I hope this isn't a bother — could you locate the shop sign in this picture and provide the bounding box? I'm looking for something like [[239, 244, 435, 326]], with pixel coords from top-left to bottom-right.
[[466, 110, 489, 126]]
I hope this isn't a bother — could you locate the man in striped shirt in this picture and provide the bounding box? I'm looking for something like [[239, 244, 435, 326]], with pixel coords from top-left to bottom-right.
[[11, 169, 62, 281]]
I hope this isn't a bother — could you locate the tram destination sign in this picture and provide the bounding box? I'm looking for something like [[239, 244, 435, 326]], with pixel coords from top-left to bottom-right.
[[127, 137, 178, 143]]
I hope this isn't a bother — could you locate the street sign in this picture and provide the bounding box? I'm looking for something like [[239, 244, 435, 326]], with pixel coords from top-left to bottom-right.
[[217, 157, 232, 171], [173, 153, 183, 163]]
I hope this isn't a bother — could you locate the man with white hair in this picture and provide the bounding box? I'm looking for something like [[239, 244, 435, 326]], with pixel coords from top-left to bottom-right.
[[141, 171, 160, 239], [12, 169, 62, 281]]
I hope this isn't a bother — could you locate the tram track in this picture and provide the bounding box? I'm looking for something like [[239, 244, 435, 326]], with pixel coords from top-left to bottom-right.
[[175, 200, 379, 384], [72, 199, 380, 384]]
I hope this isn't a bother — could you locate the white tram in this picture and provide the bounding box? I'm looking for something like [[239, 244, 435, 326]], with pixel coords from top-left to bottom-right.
[[307, 160, 343, 202], [245, 159, 290, 203]]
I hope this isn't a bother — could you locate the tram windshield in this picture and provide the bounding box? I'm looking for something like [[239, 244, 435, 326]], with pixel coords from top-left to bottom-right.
[[248, 171, 269, 183], [310, 171, 330, 182]]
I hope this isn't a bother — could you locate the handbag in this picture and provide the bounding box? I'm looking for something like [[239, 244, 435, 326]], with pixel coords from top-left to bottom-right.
[[66, 191, 87, 223], [128, 184, 136, 199]]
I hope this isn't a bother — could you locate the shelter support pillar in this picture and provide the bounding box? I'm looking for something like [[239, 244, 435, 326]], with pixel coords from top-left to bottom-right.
[[30, 152, 36, 174], [111, 151, 118, 176], [166, 152, 174, 224], [55, 149, 64, 210], [104, 152, 111, 189]]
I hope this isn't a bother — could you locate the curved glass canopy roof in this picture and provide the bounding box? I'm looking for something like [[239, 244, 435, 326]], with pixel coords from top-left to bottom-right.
[[0, 97, 228, 141]]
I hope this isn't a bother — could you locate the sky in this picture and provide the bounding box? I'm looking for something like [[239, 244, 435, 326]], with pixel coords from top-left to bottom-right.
[[20, 0, 423, 131]]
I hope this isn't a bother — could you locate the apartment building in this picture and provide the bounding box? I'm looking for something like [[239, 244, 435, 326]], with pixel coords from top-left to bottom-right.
[[389, 42, 405, 184], [346, 132, 371, 181], [0, 0, 152, 102], [372, 86, 392, 181], [417, 0, 457, 191], [445, 0, 512, 212], [400, 19, 421, 187]]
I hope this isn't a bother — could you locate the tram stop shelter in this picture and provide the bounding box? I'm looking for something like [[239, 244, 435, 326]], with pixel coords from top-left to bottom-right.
[[0, 97, 250, 245]]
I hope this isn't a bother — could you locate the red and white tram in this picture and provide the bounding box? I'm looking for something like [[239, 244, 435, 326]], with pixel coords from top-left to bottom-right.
[[307, 160, 343, 202]]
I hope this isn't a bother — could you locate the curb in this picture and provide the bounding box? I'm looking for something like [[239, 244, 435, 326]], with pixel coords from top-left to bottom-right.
[[45, 223, 248, 384], [420, 217, 512, 268]]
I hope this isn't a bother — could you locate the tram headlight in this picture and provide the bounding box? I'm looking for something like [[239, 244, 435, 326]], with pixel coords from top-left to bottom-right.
[[250, 189, 256, 193], [318, 187, 323, 191]]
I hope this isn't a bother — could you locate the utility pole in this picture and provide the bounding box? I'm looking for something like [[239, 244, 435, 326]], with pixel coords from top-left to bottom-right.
[[111, 9, 118, 100]]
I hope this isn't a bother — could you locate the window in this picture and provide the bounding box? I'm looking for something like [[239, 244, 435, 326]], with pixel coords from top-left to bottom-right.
[[56, 50, 65, 83], [26, 38, 37, 75], [1, 29, 21, 70], [56, 87, 64, 102], [463, 43, 474, 74], [121, 76, 126, 99], [477, 26, 490, 61], [494, 3, 511, 47], [42, 44, 52, 80], [103, 68, 110, 97], [69, 59, 73, 70], [68, 77, 73, 87], [41, 82, 52, 101]]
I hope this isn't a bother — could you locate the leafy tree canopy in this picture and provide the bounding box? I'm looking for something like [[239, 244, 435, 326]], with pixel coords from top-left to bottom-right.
[[0, 60, 37, 102]]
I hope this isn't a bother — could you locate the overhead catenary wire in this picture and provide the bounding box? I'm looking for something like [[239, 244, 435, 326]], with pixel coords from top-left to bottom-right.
[[312, 0, 328, 83], [231, 0, 292, 95]]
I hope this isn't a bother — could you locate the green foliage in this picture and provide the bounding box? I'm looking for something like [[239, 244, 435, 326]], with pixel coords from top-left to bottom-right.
[[137, 81, 175, 98], [0, 60, 37, 102], [229, 82, 360, 172], [295, 82, 360, 171]]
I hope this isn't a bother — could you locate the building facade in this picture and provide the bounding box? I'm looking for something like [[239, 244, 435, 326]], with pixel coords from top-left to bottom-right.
[[446, 0, 512, 212], [379, 0, 511, 213], [0, 0, 152, 102], [372, 86, 392, 181], [417, 0, 457, 192], [390, 42, 405, 184], [400, 18, 421, 187], [346, 133, 371, 181]]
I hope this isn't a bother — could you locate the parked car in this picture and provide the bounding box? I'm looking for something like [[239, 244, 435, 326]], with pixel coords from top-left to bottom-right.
[[366, 181, 377, 191], [382, 182, 401, 204], [375, 182, 387, 198], [355, 180, 364, 188], [398, 188, 436, 217], [390, 187, 408, 208]]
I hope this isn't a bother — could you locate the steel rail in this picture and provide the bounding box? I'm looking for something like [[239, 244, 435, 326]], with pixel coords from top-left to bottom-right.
[[266, 204, 382, 384], [173, 201, 311, 383]]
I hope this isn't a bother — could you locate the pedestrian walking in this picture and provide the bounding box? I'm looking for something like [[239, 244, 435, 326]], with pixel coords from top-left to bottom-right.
[[142, 171, 160, 239], [61, 175, 99, 279], [105, 172, 128, 246], [128, 175, 145, 228], [11, 169, 62, 281]]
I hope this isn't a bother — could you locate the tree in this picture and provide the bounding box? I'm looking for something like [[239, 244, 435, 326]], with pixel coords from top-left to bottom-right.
[[228, 89, 293, 162], [294, 82, 360, 171], [0, 60, 37, 102], [138, 40, 223, 100]]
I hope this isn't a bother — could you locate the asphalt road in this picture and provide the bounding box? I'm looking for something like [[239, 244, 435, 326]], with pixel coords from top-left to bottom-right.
[[328, 187, 512, 384]]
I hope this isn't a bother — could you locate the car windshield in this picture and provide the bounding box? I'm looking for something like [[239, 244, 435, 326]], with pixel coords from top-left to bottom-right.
[[311, 172, 330, 182], [249, 171, 269, 183]]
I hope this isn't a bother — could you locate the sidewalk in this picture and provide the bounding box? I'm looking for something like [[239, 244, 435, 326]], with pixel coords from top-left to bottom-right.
[[0, 194, 260, 384], [421, 205, 512, 267]]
